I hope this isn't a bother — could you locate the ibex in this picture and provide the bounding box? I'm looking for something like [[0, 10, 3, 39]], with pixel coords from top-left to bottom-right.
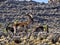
[[13, 13, 34, 34]]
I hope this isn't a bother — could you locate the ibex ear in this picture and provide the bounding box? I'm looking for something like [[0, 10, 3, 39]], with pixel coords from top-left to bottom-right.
[[25, 13, 29, 16]]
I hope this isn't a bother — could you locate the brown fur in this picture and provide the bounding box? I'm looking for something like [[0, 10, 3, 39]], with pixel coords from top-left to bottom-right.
[[13, 21, 30, 27], [12, 13, 33, 33]]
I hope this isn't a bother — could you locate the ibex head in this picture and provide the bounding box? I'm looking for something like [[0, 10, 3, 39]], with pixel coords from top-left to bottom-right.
[[25, 13, 34, 24]]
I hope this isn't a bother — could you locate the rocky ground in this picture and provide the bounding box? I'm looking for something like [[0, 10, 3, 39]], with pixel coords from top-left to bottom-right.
[[0, 0, 60, 45]]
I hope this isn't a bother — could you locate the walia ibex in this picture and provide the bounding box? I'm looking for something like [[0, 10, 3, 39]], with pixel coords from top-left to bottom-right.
[[13, 13, 34, 33], [6, 13, 34, 34]]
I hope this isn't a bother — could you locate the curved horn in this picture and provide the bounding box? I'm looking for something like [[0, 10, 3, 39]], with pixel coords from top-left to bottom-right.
[[26, 13, 34, 23]]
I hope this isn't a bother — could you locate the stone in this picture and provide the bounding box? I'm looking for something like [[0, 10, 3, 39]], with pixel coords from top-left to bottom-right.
[[48, 0, 60, 4]]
